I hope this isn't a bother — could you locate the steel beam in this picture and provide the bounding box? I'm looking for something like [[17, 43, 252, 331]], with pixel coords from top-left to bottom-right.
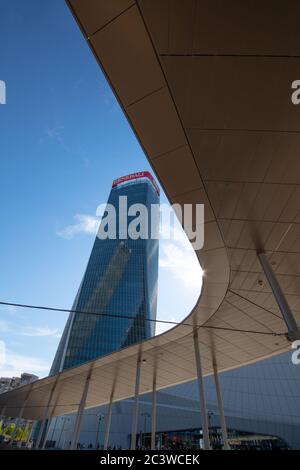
[[103, 392, 113, 450], [130, 355, 142, 450], [35, 379, 58, 448], [258, 252, 300, 341], [213, 361, 230, 450], [151, 371, 157, 450], [193, 328, 210, 450], [70, 367, 93, 450], [11, 385, 32, 441]]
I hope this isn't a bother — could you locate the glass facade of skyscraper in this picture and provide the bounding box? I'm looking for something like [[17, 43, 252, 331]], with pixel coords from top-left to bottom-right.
[[50, 172, 159, 374]]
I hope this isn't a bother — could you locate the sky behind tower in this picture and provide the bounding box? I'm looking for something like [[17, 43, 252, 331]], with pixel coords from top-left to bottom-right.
[[0, 0, 201, 378]]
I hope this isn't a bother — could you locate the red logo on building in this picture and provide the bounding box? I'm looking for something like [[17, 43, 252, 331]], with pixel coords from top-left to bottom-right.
[[112, 171, 160, 195]]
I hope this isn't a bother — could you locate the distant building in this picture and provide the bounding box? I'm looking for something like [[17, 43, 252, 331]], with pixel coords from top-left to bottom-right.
[[0, 373, 38, 439], [0, 373, 38, 394], [20, 373, 39, 386]]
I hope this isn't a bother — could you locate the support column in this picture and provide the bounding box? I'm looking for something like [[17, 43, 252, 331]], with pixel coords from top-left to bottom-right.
[[25, 420, 33, 446], [151, 371, 157, 450], [11, 385, 32, 441], [70, 367, 93, 450], [35, 379, 58, 448], [41, 391, 61, 449], [47, 415, 59, 448], [0, 406, 6, 436], [41, 421, 51, 450], [130, 355, 142, 450], [41, 419, 53, 449], [258, 252, 300, 341], [0, 406, 6, 421], [212, 361, 230, 450], [103, 393, 113, 450], [11, 413, 23, 441], [193, 328, 210, 450]]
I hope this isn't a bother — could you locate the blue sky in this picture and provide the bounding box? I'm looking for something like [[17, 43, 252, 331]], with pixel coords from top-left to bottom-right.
[[0, 0, 201, 378]]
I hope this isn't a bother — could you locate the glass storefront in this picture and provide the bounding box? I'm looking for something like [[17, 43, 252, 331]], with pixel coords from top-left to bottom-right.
[[141, 427, 289, 450]]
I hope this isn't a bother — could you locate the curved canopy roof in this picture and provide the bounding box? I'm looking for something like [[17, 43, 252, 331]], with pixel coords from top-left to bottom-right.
[[1, 0, 300, 420]]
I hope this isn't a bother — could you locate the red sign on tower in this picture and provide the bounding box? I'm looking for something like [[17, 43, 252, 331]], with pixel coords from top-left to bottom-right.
[[112, 171, 160, 195]]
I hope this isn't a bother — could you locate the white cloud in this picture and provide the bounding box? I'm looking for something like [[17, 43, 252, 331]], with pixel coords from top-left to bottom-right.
[[0, 320, 11, 333], [159, 220, 203, 292], [0, 343, 50, 378], [155, 315, 179, 336], [45, 125, 71, 153], [0, 320, 61, 338], [0, 304, 17, 314], [46, 126, 63, 139], [57, 214, 100, 239], [0, 341, 5, 368], [0, 305, 27, 322], [155, 218, 203, 336], [20, 326, 60, 337]]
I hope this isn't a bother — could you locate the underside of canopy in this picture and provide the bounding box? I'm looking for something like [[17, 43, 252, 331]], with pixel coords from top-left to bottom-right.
[[1, 0, 299, 420]]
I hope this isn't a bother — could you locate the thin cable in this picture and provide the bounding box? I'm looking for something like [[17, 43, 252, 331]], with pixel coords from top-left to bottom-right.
[[0, 300, 287, 336], [228, 289, 282, 319]]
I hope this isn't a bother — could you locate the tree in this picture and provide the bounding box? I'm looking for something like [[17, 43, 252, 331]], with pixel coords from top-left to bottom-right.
[[4, 423, 15, 437]]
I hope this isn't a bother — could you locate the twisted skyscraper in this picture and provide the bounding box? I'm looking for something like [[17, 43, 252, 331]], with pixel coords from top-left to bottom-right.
[[50, 172, 159, 374]]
